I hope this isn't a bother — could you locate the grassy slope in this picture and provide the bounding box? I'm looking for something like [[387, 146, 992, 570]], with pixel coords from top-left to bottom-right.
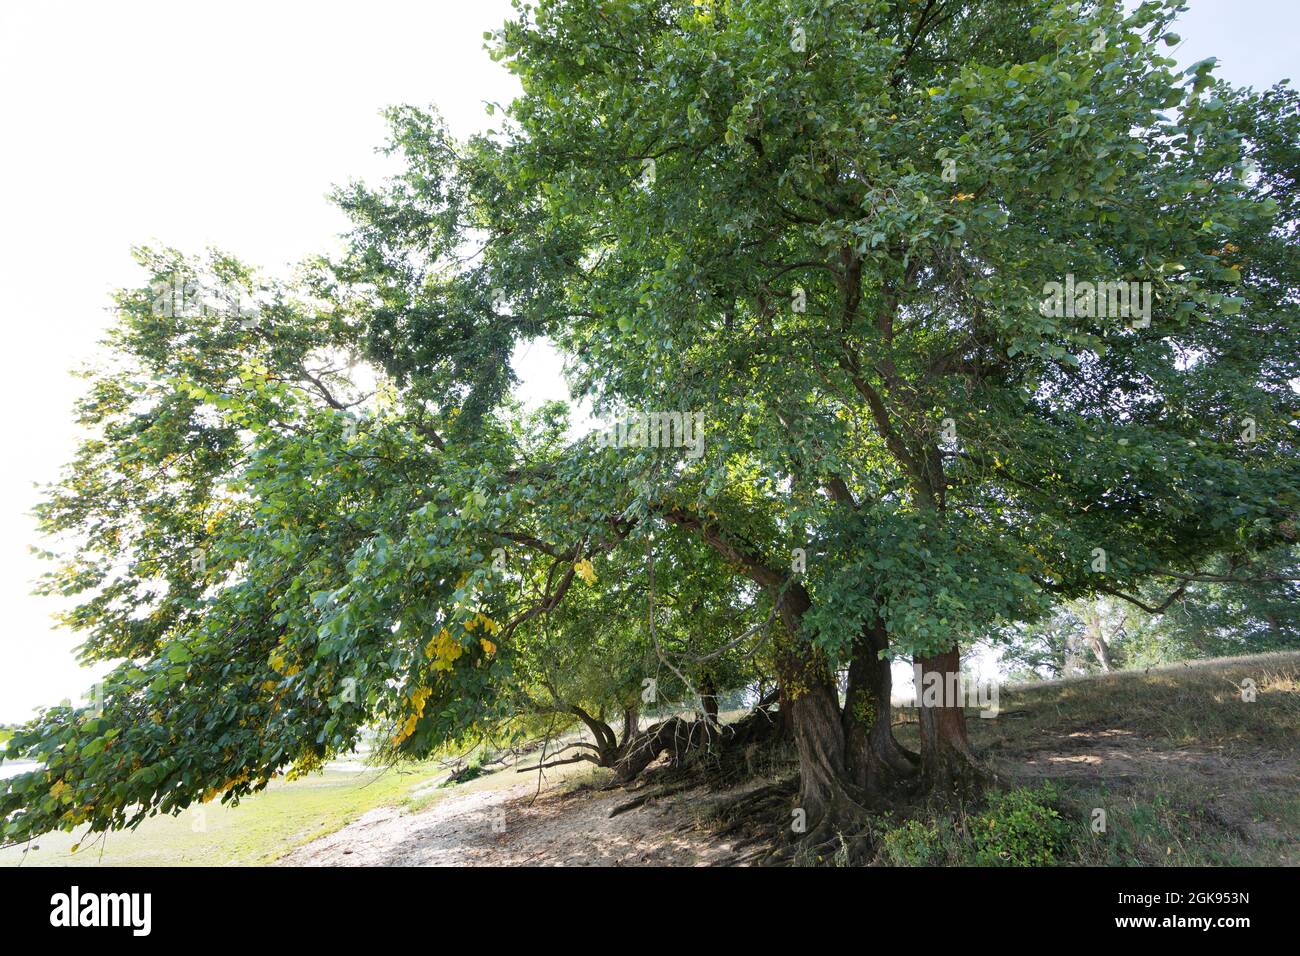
[[0, 761, 457, 867], [889, 651, 1300, 865]]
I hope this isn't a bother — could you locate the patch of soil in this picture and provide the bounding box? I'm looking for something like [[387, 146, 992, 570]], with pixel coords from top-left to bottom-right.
[[277, 777, 756, 867], [985, 724, 1299, 857]]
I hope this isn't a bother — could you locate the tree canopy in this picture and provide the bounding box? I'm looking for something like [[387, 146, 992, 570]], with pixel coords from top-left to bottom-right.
[[3, 0, 1296, 844]]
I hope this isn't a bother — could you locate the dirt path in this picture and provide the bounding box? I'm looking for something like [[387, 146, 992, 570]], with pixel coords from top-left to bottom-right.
[[983, 726, 1300, 861], [277, 776, 750, 867]]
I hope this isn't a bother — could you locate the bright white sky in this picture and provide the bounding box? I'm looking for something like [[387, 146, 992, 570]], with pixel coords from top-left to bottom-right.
[[0, 1, 1294, 723]]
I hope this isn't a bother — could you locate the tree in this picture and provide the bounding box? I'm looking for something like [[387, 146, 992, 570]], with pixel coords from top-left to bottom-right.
[[3, 0, 1297, 848], [997, 546, 1300, 679], [996, 595, 1140, 678], [1134, 547, 1300, 661], [479, 0, 1297, 813]]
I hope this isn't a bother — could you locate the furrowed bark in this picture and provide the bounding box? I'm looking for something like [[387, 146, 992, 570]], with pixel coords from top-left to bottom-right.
[[916, 646, 987, 799], [772, 587, 859, 823], [843, 623, 917, 796]]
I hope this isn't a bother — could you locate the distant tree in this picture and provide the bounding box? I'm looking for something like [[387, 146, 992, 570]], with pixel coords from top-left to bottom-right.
[[997, 546, 1300, 677], [1123, 546, 1300, 663]]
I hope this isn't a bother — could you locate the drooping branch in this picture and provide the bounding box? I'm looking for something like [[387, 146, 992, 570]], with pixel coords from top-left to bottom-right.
[[1092, 582, 1190, 616], [1154, 569, 1300, 584]]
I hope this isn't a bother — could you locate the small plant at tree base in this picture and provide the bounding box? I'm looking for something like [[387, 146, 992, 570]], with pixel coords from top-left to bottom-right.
[[970, 784, 1073, 867], [878, 818, 953, 866], [875, 784, 1074, 866]]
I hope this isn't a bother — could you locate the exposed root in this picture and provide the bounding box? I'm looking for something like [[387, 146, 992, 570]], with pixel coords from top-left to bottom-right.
[[588, 697, 913, 866], [767, 783, 880, 866], [708, 778, 798, 836], [921, 747, 996, 806], [607, 781, 698, 818]]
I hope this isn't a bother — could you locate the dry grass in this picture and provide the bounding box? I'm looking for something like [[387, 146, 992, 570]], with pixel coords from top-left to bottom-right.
[[884, 651, 1300, 865]]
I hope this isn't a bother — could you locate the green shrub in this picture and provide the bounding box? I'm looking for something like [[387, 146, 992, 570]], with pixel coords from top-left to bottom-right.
[[874, 784, 1076, 866], [879, 818, 950, 866], [970, 783, 1071, 866]]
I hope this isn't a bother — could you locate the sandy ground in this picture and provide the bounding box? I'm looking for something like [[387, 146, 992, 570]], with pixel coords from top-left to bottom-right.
[[279, 727, 1297, 866], [281, 666, 1299, 867], [277, 775, 749, 867]]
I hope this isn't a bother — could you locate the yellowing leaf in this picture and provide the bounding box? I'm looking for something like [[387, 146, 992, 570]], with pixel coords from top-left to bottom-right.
[[424, 629, 463, 671]]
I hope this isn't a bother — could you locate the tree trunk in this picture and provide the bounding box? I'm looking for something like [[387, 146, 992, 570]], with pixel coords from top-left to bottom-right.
[[699, 673, 719, 728], [773, 587, 863, 826], [657, 507, 866, 830], [619, 705, 639, 747], [613, 717, 692, 782], [843, 623, 917, 796], [1084, 609, 1114, 672], [915, 647, 987, 800], [780, 662, 851, 823], [569, 704, 619, 763]]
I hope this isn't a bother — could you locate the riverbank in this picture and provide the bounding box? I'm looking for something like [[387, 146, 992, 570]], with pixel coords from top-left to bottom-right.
[[0, 760, 448, 866]]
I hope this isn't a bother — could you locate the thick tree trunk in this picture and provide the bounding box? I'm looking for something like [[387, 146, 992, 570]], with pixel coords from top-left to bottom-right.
[[613, 717, 692, 782], [773, 590, 859, 825], [915, 647, 987, 800], [1084, 610, 1114, 673], [843, 623, 917, 796], [780, 662, 851, 822]]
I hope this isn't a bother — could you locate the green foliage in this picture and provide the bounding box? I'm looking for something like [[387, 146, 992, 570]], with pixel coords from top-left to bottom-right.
[[0, 761, 449, 867], [970, 783, 1072, 866], [998, 545, 1300, 678], [877, 783, 1073, 866], [878, 817, 954, 866], [4, 0, 1297, 843], [1129, 549, 1300, 663]]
